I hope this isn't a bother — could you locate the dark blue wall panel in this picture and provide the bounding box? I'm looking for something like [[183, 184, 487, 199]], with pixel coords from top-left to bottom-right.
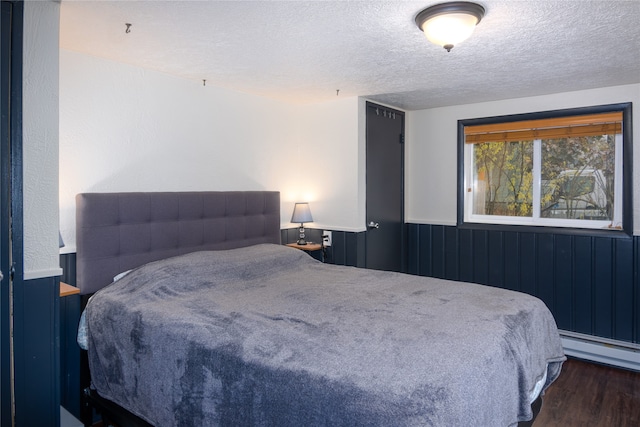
[[472, 230, 489, 285], [407, 224, 419, 274], [444, 227, 458, 280], [431, 226, 446, 278], [537, 234, 555, 312], [13, 277, 60, 427], [419, 225, 432, 277], [406, 224, 639, 344], [458, 228, 473, 283], [281, 228, 366, 268], [332, 231, 347, 266], [593, 238, 613, 338], [573, 236, 594, 335], [519, 233, 537, 296], [503, 232, 520, 292], [345, 232, 359, 267], [488, 231, 504, 288], [554, 234, 573, 331], [614, 238, 633, 341]]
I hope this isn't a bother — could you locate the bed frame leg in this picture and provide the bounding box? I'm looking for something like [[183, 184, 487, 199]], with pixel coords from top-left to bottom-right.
[[81, 387, 95, 427], [518, 396, 543, 427]]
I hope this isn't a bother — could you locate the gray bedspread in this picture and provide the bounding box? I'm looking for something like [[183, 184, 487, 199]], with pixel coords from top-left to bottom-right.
[[86, 243, 565, 426]]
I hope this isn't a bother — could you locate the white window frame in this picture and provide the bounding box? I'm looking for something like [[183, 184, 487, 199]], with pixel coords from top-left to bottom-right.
[[462, 114, 626, 231]]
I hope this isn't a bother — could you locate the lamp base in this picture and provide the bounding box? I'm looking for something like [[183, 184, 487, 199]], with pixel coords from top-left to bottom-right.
[[297, 225, 307, 245]]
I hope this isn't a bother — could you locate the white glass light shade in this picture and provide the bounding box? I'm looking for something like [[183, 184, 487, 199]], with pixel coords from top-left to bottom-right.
[[291, 202, 313, 224], [421, 12, 479, 49], [415, 2, 485, 51]]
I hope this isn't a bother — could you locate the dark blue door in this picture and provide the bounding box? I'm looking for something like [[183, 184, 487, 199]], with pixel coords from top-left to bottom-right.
[[365, 102, 405, 272]]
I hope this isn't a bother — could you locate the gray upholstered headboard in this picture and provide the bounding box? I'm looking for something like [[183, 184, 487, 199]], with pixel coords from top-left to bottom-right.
[[76, 191, 281, 295]]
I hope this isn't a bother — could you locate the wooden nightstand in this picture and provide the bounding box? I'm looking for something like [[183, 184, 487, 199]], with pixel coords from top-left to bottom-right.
[[60, 282, 80, 297], [286, 242, 325, 262], [286, 242, 322, 252]]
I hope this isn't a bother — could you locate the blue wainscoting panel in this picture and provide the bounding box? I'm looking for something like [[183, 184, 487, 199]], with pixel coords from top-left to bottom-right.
[[331, 231, 347, 266], [407, 224, 420, 275], [444, 227, 459, 281], [406, 224, 638, 345], [431, 225, 446, 279], [594, 237, 614, 339], [419, 225, 432, 277], [13, 276, 60, 426], [537, 233, 555, 313], [345, 232, 359, 267], [281, 228, 367, 268], [573, 235, 594, 335], [503, 232, 520, 292], [472, 229, 489, 285], [458, 228, 473, 283], [614, 238, 633, 342], [488, 231, 504, 288], [519, 233, 537, 296], [554, 234, 573, 331]]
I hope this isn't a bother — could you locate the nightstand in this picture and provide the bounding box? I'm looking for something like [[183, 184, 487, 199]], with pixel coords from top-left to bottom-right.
[[286, 242, 325, 262], [60, 282, 80, 297], [286, 242, 323, 252]]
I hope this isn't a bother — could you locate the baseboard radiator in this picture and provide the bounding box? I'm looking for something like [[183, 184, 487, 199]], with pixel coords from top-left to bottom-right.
[[560, 330, 640, 372]]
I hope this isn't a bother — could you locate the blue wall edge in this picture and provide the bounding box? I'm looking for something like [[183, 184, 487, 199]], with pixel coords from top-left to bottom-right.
[[13, 276, 61, 426]]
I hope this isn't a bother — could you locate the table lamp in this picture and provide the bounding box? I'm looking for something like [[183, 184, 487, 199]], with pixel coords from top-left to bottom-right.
[[291, 202, 313, 245]]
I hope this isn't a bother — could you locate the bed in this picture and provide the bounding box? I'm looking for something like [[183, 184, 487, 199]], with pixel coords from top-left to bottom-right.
[[76, 191, 565, 427]]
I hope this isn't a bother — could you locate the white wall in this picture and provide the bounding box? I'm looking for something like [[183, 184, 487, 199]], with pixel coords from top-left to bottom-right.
[[61, 52, 639, 252], [59, 50, 365, 252], [23, 1, 61, 280], [405, 84, 640, 234], [290, 96, 364, 232]]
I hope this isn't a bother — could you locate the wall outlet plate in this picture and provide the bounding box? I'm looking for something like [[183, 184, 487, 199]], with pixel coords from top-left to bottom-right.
[[322, 230, 332, 247]]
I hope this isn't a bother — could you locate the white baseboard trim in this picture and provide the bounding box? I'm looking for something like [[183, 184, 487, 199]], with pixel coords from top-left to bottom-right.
[[560, 330, 640, 372]]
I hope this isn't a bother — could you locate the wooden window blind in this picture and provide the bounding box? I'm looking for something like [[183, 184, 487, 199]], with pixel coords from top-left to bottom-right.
[[465, 112, 622, 144]]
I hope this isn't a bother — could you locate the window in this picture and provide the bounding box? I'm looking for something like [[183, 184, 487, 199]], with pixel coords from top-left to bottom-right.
[[459, 104, 632, 233]]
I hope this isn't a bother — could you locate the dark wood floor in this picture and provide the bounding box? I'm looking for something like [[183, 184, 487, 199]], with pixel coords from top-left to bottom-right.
[[534, 357, 640, 426]]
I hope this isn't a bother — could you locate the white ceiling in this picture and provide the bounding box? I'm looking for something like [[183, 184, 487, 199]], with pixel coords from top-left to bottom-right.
[[59, 0, 640, 111]]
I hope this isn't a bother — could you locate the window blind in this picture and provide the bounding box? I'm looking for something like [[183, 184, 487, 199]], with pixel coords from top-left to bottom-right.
[[465, 112, 622, 144]]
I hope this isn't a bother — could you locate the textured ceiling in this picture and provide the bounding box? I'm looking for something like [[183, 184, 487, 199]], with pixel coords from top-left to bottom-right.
[[60, 0, 640, 111]]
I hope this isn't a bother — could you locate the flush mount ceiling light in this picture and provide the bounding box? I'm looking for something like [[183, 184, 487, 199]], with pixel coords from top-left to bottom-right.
[[415, 2, 485, 52]]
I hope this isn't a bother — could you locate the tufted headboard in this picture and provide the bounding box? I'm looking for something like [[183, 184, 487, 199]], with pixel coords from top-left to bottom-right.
[[76, 191, 281, 295]]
